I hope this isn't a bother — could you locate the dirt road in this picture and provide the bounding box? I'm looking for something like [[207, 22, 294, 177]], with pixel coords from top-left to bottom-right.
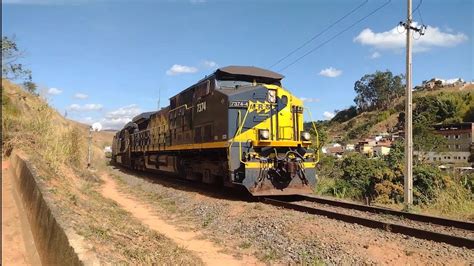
[[100, 173, 260, 266], [2, 161, 41, 266]]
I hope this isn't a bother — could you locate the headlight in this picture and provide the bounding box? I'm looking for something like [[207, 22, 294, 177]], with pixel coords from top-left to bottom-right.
[[259, 129, 270, 140], [267, 89, 276, 103], [301, 131, 311, 141]]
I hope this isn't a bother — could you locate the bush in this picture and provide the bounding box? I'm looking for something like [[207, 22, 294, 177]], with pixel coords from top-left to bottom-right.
[[413, 164, 446, 204], [340, 153, 392, 200]]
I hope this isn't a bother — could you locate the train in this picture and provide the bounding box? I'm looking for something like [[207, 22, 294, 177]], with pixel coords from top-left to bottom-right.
[[111, 66, 319, 196]]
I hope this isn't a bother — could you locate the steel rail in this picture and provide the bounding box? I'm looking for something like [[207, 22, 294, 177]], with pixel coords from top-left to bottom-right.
[[263, 198, 474, 249], [300, 195, 474, 231]]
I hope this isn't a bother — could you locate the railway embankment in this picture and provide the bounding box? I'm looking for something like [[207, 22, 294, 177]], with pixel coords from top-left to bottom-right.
[[8, 152, 96, 265]]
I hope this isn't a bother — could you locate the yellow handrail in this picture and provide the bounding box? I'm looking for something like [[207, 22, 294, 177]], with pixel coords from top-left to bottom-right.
[[304, 107, 320, 164], [228, 107, 251, 164]]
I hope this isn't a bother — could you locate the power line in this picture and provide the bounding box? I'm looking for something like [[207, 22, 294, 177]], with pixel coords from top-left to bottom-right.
[[268, 0, 369, 69], [278, 0, 391, 72], [412, 0, 425, 25], [412, 0, 422, 15], [416, 5, 425, 25]]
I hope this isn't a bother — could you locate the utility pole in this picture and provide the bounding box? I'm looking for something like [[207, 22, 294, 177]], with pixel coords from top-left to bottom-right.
[[400, 0, 426, 207], [158, 86, 161, 110], [87, 126, 92, 168], [87, 123, 102, 169], [405, 0, 413, 206]]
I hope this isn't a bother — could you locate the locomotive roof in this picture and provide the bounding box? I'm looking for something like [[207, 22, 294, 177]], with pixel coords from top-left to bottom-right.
[[170, 66, 284, 101], [132, 111, 156, 123], [215, 66, 284, 81]]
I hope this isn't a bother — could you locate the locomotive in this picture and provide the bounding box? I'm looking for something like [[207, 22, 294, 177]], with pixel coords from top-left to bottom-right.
[[112, 66, 319, 196]]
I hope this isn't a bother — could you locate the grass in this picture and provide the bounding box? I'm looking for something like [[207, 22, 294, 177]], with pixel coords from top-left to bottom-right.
[[239, 241, 252, 249], [315, 174, 474, 220], [417, 181, 474, 220], [261, 249, 280, 262], [2, 80, 86, 173], [202, 212, 215, 228], [298, 251, 325, 266]]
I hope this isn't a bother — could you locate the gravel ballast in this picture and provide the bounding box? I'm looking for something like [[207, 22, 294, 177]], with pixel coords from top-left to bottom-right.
[[109, 165, 474, 265]]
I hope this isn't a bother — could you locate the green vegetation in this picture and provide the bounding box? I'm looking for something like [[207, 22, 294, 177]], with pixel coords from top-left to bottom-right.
[[316, 149, 473, 219], [313, 70, 474, 220]]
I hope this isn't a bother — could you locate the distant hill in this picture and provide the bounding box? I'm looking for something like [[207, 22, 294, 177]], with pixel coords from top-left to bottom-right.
[[323, 83, 474, 143]]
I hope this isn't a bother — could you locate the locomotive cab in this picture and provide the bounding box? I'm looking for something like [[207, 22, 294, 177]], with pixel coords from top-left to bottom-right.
[[218, 67, 318, 195]]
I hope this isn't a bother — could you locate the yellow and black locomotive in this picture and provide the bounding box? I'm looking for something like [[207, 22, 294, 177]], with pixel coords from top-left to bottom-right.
[[112, 66, 319, 196]]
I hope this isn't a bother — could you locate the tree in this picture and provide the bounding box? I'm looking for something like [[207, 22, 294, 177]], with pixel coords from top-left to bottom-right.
[[2, 36, 33, 83], [22, 81, 38, 94], [354, 70, 404, 112], [332, 106, 358, 123], [304, 121, 328, 150], [413, 125, 447, 162]]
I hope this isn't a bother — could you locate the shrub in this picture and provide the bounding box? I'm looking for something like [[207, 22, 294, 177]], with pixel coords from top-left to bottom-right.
[[413, 164, 446, 204], [340, 153, 392, 200]]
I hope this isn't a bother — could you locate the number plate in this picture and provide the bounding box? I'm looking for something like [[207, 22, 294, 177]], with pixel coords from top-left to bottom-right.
[[229, 101, 249, 108]]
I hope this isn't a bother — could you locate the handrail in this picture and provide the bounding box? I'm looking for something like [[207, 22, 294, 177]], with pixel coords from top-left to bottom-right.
[[304, 107, 320, 164], [169, 104, 193, 113], [228, 107, 251, 164]]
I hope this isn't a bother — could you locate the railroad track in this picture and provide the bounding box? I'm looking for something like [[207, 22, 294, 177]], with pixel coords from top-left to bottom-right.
[[263, 195, 474, 249]]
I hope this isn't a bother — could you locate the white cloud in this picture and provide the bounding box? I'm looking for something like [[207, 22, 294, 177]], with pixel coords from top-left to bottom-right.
[[74, 104, 142, 129], [74, 93, 88, 99], [166, 64, 198, 76], [300, 97, 320, 103], [203, 60, 218, 68], [105, 104, 140, 119], [101, 104, 141, 129], [47, 87, 62, 95], [354, 23, 468, 53], [323, 111, 335, 120], [68, 103, 103, 112], [319, 67, 342, 78], [370, 51, 381, 59]]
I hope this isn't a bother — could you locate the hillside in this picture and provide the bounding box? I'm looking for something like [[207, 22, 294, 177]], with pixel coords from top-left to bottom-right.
[[325, 84, 474, 143], [1, 79, 201, 264]]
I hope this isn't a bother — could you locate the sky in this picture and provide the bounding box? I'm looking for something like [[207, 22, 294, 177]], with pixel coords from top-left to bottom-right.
[[2, 0, 473, 129]]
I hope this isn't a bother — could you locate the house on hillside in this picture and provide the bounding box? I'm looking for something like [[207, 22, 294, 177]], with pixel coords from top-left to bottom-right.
[[326, 146, 344, 158], [345, 144, 355, 151], [419, 122, 473, 165], [422, 78, 440, 90], [356, 139, 376, 156], [421, 78, 465, 90], [373, 140, 392, 157]]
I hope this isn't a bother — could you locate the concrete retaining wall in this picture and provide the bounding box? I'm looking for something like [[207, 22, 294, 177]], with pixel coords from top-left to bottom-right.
[[10, 153, 84, 265]]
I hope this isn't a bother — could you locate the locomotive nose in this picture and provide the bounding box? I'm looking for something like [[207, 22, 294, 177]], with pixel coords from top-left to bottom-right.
[[243, 151, 316, 196]]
